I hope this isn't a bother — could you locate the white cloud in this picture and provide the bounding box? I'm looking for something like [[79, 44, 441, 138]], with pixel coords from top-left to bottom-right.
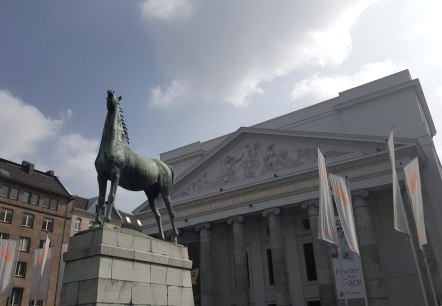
[[436, 86, 442, 98], [407, 0, 442, 48], [0, 90, 63, 160], [141, 0, 378, 108], [302, 0, 378, 67], [290, 61, 400, 106], [52, 134, 99, 180], [140, 0, 194, 21], [0, 89, 101, 198], [49, 133, 99, 197], [150, 79, 188, 108]]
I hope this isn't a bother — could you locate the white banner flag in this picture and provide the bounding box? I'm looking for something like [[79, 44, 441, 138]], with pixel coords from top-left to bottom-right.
[[387, 130, 408, 233], [0, 240, 19, 297], [329, 174, 359, 254], [318, 149, 338, 245], [41, 235, 50, 276], [30, 248, 53, 300], [404, 157, 428, 248]]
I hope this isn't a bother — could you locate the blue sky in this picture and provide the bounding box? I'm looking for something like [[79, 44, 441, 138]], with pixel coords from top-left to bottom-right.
[[1, 0, 442, 213]]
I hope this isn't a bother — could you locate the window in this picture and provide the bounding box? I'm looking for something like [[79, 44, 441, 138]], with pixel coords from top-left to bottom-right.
[[15, 262, 27, 278], [0, 232, 9, 239], [43, 198, 58, 210], [303, 243, 317, 281], [0, 208, 13, 223], [0, 186, 7, 197], [23, 192, 39, 205], [74, 217, 82, 231], [21, 213, 34, 228], [19, 237, 30, 252], [0, 185, 18, 200], [88, 221, 94, 228], [42, 218, 54, 232], [29, 301, 43, 306], [266, 248, 275, 285], [10, 288, 23, 306], [39, 239, 51, 248], [9, 188, 18, 200]]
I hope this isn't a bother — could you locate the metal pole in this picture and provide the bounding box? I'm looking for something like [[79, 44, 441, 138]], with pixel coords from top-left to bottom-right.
[[401, 169, 438, 306], [400, 164, 431, 306]]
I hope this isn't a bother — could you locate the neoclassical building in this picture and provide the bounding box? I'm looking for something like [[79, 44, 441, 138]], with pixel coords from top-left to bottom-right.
[[133, 70, 442, 306]]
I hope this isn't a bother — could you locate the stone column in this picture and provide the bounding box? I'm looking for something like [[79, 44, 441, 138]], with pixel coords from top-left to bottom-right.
[[262, 208, 291, 306], [301, 200, 337, 306], [227, 215, 250, 306], [196, 222, 213, 306], [352, 190, 388, 305]]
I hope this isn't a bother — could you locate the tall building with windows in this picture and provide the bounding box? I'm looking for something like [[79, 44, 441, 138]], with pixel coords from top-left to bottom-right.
[[133, 70, 442, 306], [0, 159, 73, 306]]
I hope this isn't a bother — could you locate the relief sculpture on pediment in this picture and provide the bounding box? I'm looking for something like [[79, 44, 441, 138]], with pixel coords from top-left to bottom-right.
[[175, 140, 354, 198]]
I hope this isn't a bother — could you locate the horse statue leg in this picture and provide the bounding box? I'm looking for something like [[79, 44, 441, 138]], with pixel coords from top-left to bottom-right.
[[104, 167, 120, 223], [145, 191, 165, 240], [161, 189, 179, 244], [94, 175, 107, 225]]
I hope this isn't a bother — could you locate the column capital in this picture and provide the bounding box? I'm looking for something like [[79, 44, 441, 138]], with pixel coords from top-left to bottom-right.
[[227, 215, 245, 225], [195, 222, 211, 232], [262, 207, 281, 218], [301, 199, 319, 210]]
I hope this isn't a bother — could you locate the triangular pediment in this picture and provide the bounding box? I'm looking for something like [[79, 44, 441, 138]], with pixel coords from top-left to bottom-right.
[[169, 128, 413, 201]]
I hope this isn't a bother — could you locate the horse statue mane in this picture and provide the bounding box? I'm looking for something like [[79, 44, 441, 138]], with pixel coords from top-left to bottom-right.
[[94, 90, 179, 243]]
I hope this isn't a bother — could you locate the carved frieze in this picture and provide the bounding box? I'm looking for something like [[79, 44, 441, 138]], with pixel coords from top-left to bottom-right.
[[175, 138, 359, 198]]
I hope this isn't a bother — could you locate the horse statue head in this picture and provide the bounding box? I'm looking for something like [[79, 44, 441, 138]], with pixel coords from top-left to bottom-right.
[[94, 90, 179, 243], [107, 89, 121, 109]]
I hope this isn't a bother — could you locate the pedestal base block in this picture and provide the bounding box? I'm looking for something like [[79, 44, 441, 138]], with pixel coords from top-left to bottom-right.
[[60, 228, 194, 306]]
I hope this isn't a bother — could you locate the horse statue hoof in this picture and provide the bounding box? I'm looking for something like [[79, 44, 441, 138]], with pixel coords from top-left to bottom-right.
[[170, 232, 179, 244]]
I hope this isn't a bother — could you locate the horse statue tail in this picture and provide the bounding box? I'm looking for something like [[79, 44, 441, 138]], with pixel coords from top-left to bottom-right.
[[169, 165, 175, 184]]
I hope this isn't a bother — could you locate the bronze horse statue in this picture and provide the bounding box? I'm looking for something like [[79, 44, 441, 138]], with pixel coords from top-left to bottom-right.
[[94, 90, 179, 243]]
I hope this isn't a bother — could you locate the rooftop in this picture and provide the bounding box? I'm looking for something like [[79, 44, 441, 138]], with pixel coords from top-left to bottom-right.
[[0, 158, 72, 199]]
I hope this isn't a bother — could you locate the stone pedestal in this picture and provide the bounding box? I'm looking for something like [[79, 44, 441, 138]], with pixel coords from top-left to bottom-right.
[[60, 228, 194, 306]]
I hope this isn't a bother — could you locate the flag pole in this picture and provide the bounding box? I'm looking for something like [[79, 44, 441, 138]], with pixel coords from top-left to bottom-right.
[[399, 164, 431, 306], [329, 171, 349, 306], [331, 175, 349, 306], [401, 164, 438, 305]]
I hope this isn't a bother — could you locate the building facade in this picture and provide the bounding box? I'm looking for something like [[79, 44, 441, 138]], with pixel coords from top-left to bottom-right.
[[0, 159, 73, 306], [133, 70, 442, 305]]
